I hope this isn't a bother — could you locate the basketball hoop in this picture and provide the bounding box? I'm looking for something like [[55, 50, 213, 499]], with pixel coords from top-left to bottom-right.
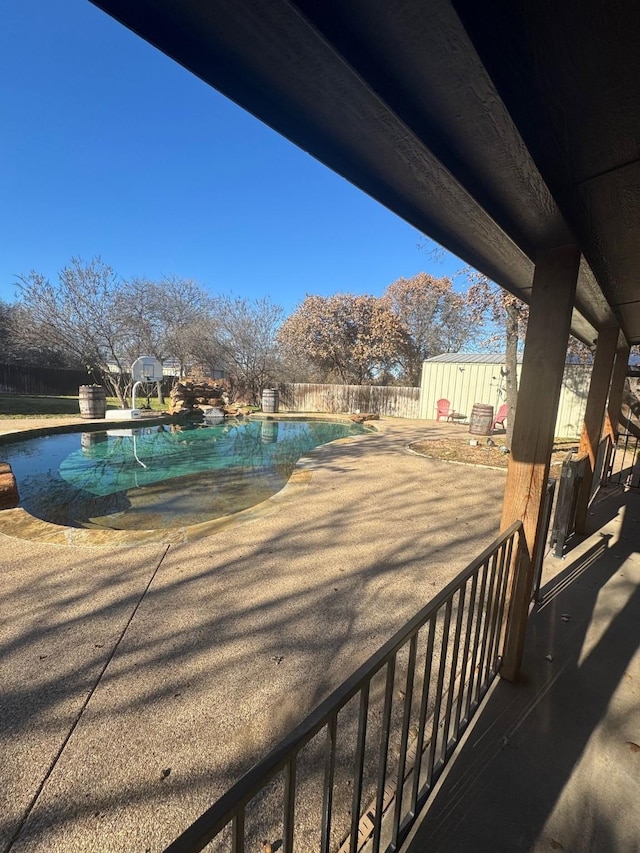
[[131, 356, 164, 382]]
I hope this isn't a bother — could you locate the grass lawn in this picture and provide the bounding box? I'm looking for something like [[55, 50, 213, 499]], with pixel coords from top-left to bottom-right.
[[0, 394, 167, 418], [0, 394, 81, 417]]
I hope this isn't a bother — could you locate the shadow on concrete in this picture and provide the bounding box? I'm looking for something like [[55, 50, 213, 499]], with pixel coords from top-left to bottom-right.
[[0, 421, 507, 852], [403, 487, 640, 852]]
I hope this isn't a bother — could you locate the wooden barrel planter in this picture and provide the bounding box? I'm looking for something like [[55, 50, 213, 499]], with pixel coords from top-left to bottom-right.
[[261, 388, 280, 413], [261, 420, 279, 443], [79, 385, 106, 419], [81, 431, 108, 453], [469, 403, 494, 436]]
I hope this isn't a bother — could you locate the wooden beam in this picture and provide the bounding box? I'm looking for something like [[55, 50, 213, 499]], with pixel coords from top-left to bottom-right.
[[605, 334, 630, 441], [500, 245, 580, 682], [574, 326, 618, 533], [500, 246, 580, 548]]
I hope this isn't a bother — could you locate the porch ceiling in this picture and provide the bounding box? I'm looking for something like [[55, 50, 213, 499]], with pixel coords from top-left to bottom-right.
[[90, 0, 640, 346]]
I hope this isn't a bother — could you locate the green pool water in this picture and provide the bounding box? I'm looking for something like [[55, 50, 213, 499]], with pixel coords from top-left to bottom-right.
[[2, 418, 369, 531]]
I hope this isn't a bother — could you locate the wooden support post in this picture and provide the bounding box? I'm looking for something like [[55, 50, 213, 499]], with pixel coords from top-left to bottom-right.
[[500, 245, 580, 682], [604, 334, 630, 441], [574, 326, 618, 533]]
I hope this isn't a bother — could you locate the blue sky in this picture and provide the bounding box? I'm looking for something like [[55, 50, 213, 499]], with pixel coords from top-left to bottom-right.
[[0, 0, 463, 313]]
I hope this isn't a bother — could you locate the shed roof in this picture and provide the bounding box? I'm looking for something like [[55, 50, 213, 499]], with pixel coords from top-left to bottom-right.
[[424, 353, 524, 364]]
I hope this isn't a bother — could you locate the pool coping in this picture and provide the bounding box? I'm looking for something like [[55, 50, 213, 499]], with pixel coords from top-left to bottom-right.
[[0, 414, 378, 546]]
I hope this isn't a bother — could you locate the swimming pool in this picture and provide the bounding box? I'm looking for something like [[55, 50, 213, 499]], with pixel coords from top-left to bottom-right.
[[1, 418, 370, 532]]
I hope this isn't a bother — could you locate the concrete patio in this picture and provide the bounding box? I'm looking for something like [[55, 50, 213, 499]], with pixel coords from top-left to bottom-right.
[[0, 416, 507, 852], [402, 485, 640, 852], [3, 416, 638, 851]]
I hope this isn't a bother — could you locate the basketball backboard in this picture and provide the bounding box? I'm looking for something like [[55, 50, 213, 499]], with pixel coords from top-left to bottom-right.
[[131, 356, 164, 382]]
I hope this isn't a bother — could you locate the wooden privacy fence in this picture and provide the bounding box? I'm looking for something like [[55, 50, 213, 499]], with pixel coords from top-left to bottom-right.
[[281, 383, 420, 418], [0, 363, 93, 396]]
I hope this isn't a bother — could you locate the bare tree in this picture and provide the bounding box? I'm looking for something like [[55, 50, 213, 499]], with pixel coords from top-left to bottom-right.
[[0, 300, 75, 366], [121, 277, 210, 367], [120, 276, 212, 401], [0, 301, 17, 363], [14, 260, 282, 406], [152, 277, 210, 376], [16, 257, 135, 405], [204, 295, 284, 403]]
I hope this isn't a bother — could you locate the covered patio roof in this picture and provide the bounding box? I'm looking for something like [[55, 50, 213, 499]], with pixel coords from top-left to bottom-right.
[[90, 0, 640, 346]]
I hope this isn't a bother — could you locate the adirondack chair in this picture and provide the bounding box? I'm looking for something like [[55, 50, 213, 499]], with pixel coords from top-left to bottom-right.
[[492, 403, 508, 430], [436, 398, 455, 421]]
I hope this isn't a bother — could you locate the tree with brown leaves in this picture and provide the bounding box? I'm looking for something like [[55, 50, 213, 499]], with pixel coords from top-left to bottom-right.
[[384, 272, 475, 384], [278, 293, 408, 384]]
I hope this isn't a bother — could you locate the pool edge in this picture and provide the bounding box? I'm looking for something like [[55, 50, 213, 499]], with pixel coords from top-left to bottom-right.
[[0, 418, 376, 546]]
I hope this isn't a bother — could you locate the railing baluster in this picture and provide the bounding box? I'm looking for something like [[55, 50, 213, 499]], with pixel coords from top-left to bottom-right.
[[465, 558, 489, 720], [349, 685, 370, 853], [425, 600, 452, 789], [282, 758, 296, 853], [606, 441, 613, 483], [410, 614, 436, 815], [619, 431, 630, 484], [231, 811, 244, 853], [163, 525, 523, 853], [453, 569, 479, 737], [477, 551, 500, 694], [440, 584, 466, 761], [483, 542, 508, 678], [320, 716, 337, 853], [391, 633, 417, 849], [489, 537, 515, 671], [612, 434, 622, 484], [372, 657, 396, 853]]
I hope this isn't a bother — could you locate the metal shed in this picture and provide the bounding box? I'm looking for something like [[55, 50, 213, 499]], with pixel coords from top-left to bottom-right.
[[419, 354, 591, 438]]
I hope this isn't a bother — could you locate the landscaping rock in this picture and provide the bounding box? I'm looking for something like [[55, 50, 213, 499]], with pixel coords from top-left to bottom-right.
[[0, 463, 19, 510], [168, 379, 229, 416], [349, 412, 380, 423]]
